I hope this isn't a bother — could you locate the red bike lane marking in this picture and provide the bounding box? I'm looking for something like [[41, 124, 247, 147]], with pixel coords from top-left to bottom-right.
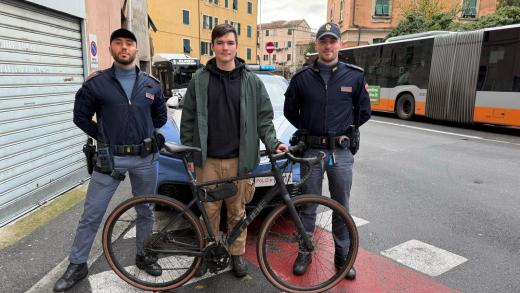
[[243, 227, 461, 293]]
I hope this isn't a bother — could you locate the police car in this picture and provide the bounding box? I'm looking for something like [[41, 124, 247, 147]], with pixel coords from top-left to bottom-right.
[[156, 65, 301, 209]]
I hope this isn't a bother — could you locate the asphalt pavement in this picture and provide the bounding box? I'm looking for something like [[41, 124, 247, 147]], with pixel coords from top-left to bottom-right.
[[1, 114, 519, 293]]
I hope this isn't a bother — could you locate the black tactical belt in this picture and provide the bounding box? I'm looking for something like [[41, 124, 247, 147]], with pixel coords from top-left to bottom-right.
[[306, 135, 350, 149], [99, 143, 147, 156]]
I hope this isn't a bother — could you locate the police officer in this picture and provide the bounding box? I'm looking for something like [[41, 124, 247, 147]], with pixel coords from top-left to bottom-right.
[[53, 28, 167, 292], [284, 22, 371, 280]]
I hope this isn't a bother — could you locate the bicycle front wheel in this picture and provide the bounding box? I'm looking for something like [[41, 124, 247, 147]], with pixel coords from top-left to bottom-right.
[[257, 195, 359, 292], [102, 195, 205, 291]]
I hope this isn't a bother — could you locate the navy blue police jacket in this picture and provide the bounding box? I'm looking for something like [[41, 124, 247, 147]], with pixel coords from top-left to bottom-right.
[[73, 65, 167, 145], [284, 61, 371, 136]]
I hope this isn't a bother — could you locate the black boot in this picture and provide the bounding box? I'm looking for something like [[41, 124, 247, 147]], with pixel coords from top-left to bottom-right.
[[53, 263, 88, 292], [136, 253, 162, 277], [293, 232, 313, 275], [231, 255, 248, 277], [292, 251, 312, 275], [346, 266, 356, 280], [334, 252, 356, 280]]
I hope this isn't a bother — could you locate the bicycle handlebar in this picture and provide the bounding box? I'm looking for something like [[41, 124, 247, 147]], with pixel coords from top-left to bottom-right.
[[268, 142, 325, 186]]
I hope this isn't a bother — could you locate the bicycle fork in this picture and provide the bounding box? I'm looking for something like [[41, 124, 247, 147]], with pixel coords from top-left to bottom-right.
[[274, 169, 315, 253]]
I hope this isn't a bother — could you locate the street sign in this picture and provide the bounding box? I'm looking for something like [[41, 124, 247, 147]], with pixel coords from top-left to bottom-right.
[[265, 41, 275, 54], [89, 34, 99, 69]]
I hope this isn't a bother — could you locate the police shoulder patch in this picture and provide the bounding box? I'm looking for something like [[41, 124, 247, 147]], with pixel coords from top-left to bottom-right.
[[292, 65, 312, 79], [85, 70, 103, 81], [345, 63, 364, 72], [143, 72, 161, 84]]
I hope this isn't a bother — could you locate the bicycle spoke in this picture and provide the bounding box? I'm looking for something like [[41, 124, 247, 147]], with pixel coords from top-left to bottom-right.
[[103, 196, 203, 291], [258, 196, 358, 292]]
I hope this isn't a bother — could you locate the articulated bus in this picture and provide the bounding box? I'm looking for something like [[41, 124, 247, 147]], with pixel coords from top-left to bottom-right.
[[307, 24, 520, 127]]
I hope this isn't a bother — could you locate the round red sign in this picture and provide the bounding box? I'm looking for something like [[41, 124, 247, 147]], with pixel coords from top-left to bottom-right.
[[265, 41, 275, 54]]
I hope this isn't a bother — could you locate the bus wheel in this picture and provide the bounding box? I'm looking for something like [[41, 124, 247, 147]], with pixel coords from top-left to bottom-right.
[[396, 94, 415, 120]]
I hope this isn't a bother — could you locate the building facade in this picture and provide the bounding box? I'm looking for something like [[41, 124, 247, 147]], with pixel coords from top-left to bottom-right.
[[121, 0, 153, 72], [257, 19, 315, 72], [327, 0, 498, 47], [149, 0, 258, 64], [85, 0, 121, 72]]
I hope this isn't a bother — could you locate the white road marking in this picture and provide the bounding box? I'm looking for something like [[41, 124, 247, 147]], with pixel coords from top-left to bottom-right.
[[89, 270, 145, 292], [316, 210, 369, 232], [370, 120, 482, 139], [352, 216, 369, 227], [381, 239, 468, 277], [88, 262, 231, 292], [370, 119, 520, 146], [123, 226, 136, 239]]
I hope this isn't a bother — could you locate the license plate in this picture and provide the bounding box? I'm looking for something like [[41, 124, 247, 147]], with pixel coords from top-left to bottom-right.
[[255, 172, 293, 187]]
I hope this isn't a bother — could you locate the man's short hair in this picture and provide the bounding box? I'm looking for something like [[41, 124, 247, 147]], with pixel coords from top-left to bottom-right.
[[211, 24, 237, 44]]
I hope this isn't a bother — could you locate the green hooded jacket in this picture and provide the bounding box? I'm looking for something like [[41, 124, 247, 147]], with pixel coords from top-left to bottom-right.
[[180, 58, 281, 175]]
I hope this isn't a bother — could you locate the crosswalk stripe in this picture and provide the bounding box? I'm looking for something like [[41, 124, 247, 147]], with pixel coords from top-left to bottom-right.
[[381, 239, 468, 277], [315, 210, 369, 231]]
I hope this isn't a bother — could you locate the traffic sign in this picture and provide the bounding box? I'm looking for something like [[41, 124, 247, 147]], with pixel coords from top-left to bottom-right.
[[265, 41, 275, 54]]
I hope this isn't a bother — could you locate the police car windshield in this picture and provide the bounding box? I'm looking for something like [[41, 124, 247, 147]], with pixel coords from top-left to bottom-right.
[[256, 73, 288, 118]]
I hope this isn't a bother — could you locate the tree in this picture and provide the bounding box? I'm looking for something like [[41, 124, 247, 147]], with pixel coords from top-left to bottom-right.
[[498, 0, 520, 8], [387, 0, 520, 38], [465, 5, 520, 29], [386, 0, 458, 39], [302, 41, 315, 55]]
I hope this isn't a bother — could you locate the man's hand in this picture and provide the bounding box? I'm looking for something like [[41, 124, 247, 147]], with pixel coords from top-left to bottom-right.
[[187, 162, 195, 173], [275, 143, 289, 153]]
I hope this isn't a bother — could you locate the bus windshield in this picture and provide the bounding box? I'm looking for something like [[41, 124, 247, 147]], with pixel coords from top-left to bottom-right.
[[173, 65, 198, 89]]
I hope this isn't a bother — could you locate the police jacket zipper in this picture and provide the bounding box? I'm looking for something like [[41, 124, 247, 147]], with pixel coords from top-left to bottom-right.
[[324, 83, 328, 134]]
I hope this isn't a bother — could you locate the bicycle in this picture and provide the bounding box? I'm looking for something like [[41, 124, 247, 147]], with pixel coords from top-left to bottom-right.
[[102, 141, 359, 292]]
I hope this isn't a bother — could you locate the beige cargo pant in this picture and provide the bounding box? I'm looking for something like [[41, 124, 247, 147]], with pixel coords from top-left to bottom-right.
[[196, 157, 255, 256]]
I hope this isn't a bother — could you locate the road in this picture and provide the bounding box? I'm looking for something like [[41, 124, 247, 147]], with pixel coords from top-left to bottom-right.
[[1, 114, 519, 293]]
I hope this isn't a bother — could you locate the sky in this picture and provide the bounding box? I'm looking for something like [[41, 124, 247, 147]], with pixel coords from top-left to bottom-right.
[[258, 0, 327, 30]]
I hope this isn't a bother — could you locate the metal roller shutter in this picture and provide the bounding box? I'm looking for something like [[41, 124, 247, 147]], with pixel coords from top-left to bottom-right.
[[0, 0, 88, 226]]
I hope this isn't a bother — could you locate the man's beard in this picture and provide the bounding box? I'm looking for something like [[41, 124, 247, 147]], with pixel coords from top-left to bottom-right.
[[320, 52, 337, 63], [112, 51, 136, 65]]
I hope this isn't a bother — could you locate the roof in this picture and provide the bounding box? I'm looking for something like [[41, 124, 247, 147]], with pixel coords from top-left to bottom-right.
[[259, 19, 310, 30]]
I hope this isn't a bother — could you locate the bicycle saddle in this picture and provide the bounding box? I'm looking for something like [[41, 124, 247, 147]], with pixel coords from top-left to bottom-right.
[[164, 142, 201, 154]]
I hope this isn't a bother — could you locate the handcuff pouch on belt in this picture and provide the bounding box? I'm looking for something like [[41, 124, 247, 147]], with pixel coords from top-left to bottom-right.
[[94, 146, 126, 181]]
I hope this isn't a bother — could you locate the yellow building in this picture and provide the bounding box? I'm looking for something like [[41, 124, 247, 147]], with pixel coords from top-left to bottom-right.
[[149, 0, 258, 65]]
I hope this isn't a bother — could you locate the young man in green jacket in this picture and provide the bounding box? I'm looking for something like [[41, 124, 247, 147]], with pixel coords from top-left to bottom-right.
[[180, 24, 288, 277]]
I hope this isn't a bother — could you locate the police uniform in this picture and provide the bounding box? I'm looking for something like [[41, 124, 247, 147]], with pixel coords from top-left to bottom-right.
[[283, 22, 371, 278], [53, 28, 167, 293], [69, 64, 167, 265]]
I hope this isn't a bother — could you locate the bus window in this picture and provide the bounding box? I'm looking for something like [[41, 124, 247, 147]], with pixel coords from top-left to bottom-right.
[[478, 28, 520, 92]]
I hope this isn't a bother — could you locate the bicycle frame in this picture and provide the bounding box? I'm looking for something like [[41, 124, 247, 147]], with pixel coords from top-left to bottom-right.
[[178, 154, 315, 252]]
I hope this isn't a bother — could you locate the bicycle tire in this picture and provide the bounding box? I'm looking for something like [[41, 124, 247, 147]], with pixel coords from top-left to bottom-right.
[[102, 195, 205, 291], [257, 195, 358, 292]]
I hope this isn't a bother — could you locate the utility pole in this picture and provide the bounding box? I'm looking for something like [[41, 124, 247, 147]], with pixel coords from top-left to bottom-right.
[[198, 0, 201, 60], [259, 0, 263, 65]]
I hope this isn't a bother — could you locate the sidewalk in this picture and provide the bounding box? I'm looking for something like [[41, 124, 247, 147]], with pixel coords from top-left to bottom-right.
[[0, 179, 132, 293]]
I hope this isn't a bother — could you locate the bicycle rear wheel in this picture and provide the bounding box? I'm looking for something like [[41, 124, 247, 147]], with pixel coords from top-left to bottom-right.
[[257, 195, 358, 292], [102, 195, 204, 291]]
